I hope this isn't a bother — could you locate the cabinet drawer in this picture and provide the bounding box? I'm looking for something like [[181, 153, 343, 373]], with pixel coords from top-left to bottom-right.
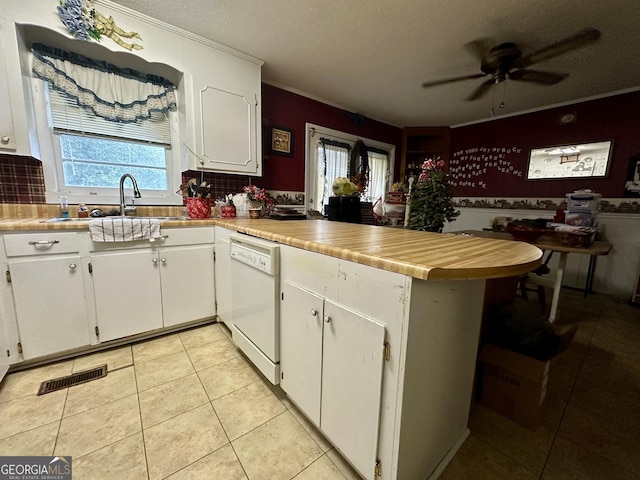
[[159, 227, 215, 246], [3, 232, 80, 257], [88, 227, 215, 252]]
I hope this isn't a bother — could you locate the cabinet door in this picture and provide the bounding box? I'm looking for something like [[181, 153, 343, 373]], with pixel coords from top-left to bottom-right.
[[10, 256, 90, 359], [197, 86, 258, 174], [214, 237, 232, 324], [91, 250, 163, 342], [321, 300, 386, 480], [280, 282, 324, 426], [160, 245, 215, 327], [0, 19, 17, 151]]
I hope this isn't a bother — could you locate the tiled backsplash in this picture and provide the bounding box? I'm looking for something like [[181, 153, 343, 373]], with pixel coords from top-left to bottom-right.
[[0, 155, 255, 205], [181, 171, 253, 200], [0, 155, 46, 203]]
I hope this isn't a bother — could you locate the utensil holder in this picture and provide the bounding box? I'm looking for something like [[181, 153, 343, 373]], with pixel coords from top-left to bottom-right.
[[185, 197, 211, 219]]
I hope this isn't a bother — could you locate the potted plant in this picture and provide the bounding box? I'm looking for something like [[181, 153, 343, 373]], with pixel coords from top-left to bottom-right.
[[243, 185, 266, 218], [407, 158, 459, 232]]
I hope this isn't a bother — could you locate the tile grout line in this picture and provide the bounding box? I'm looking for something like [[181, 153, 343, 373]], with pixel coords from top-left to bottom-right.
[[285, 409, 342, 478], [182, 325, 320, 478], [175, 327, 252, 480], [57, 394, 142, 462], [538, 300, 601, 480], [131, 350, 152, 480], [56, 368, 137, 421], [51, 386, 69, 457]]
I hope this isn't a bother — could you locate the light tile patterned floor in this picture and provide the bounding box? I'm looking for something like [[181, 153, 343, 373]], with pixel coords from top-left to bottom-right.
[[441, 290, 640, 480], [0, 323, 360, 480], [0, 290, 638, 479]]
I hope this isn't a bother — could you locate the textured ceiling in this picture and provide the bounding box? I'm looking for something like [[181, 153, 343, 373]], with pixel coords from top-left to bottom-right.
[[107, 0, 640, 127]]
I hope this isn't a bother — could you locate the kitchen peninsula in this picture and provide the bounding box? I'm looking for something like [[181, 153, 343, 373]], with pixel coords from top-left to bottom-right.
[[0, 215, 541, 479], [214, 219, 541, 480]]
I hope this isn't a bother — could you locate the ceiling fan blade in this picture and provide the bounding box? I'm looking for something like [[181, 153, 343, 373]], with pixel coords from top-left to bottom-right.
[[464, 37, 494, 61], [514, 28, 601, 68], [466, 78, 495, 101], [509, 69, 569, 85], [422, 73, 486, 88]]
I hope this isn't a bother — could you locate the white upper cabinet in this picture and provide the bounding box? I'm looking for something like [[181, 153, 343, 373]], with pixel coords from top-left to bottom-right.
[[188, 50, 262, 175], [197, 86, 257, 174], [0, 24, 16, 152], [0, 17, 37, 157], [4, 1, 263, 175]]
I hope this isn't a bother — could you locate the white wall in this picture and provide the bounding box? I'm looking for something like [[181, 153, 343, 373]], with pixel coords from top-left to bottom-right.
[[443, 207, 640, 300]]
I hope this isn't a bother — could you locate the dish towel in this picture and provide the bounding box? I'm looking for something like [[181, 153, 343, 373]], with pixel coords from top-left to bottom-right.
[[89, 218, 161, 242]]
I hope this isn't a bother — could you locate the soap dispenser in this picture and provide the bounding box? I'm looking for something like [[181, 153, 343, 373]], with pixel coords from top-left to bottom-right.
[[59, 196, 69, 218]]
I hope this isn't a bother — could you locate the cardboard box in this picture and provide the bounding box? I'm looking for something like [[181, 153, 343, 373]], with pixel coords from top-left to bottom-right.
[[479, 343, 550, 430]]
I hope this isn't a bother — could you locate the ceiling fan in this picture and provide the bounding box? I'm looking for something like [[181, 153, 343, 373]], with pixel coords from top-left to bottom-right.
[[422, 28, 601, 101]]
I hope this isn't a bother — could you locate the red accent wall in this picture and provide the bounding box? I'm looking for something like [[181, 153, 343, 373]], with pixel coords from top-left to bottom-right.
[[260, 84, 403, 191], [450, 90, 640, 197]]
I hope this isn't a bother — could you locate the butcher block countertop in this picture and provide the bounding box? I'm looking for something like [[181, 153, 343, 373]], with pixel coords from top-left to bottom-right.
[[220, 219, 543, 281], [0, 215, 542, 281]]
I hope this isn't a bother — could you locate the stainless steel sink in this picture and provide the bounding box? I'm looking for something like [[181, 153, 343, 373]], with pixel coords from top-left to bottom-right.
[[42, 216, 187, 223], [42, 217, 93, 223]]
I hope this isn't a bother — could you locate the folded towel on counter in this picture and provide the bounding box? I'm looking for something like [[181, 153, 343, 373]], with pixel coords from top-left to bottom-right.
[[89, 218, 161, 242]]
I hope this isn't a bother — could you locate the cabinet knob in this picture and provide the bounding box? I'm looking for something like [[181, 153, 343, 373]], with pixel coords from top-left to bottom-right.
[[310, 309, 318, 317], [1, 136, 10, 145], [152, 257, 158, 264], [324, 315, 332, 323], [161, 257, 166, 263], [69, 263, 77, 270]]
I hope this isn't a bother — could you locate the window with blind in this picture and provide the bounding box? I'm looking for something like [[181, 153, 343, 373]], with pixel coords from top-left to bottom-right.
[[31, 42, 181, 205], [48, 85, 171, 192], [306, 124, 394, 214]]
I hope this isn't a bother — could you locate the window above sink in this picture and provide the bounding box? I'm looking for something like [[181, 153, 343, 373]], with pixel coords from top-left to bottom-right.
[[24, 29, 185, 207]]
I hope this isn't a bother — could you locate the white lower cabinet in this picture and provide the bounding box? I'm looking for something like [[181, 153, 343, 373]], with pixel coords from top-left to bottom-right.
[[90, 244, 215, 342], [160, 245, 215, 327], [9, 255, 90, 359], [90, 250, 163, 342], [280, 281, 385, 480]]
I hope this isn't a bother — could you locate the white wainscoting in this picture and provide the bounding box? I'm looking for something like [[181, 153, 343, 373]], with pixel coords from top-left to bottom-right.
[[443, 208, 640, 300]]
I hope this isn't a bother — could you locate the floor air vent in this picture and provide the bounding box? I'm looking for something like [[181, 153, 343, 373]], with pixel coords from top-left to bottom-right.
[[38, 364, 108, 395]]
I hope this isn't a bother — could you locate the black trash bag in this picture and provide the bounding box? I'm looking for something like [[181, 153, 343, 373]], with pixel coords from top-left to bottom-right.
[[486, 299, 560, 361]]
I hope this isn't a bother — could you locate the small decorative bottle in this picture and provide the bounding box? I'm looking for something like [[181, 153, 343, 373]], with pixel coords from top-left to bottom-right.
[[78, 202, 89, 218]]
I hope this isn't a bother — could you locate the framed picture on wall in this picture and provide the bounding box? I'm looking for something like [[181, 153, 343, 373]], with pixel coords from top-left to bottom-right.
[[271, 126, 294, 157], [624, 153, 640, 197], [526, 140, 613, 180]]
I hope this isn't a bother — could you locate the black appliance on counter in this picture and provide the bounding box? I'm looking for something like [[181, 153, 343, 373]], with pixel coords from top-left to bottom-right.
[[326, 196, 361, 224]]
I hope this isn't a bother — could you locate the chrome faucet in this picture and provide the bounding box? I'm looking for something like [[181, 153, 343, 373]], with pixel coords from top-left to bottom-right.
[[119, 173, 141, 216]]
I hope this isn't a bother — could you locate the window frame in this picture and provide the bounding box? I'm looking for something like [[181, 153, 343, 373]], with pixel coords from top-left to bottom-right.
[[32, 76, 184, 206], [304, 123, 395, 214]]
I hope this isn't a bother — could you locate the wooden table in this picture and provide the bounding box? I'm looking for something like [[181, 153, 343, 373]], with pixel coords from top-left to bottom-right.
[[453, 230, 612, 322]]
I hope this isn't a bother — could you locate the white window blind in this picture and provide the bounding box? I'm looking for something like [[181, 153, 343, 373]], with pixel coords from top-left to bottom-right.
[[47, 86, 171, 146]]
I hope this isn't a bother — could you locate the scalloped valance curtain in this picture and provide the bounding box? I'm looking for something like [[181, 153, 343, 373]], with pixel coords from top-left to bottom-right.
[[31, 43, 176, 124]]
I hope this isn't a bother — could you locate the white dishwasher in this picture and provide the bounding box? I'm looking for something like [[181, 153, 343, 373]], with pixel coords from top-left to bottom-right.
[[229, 233, 280, 384]]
